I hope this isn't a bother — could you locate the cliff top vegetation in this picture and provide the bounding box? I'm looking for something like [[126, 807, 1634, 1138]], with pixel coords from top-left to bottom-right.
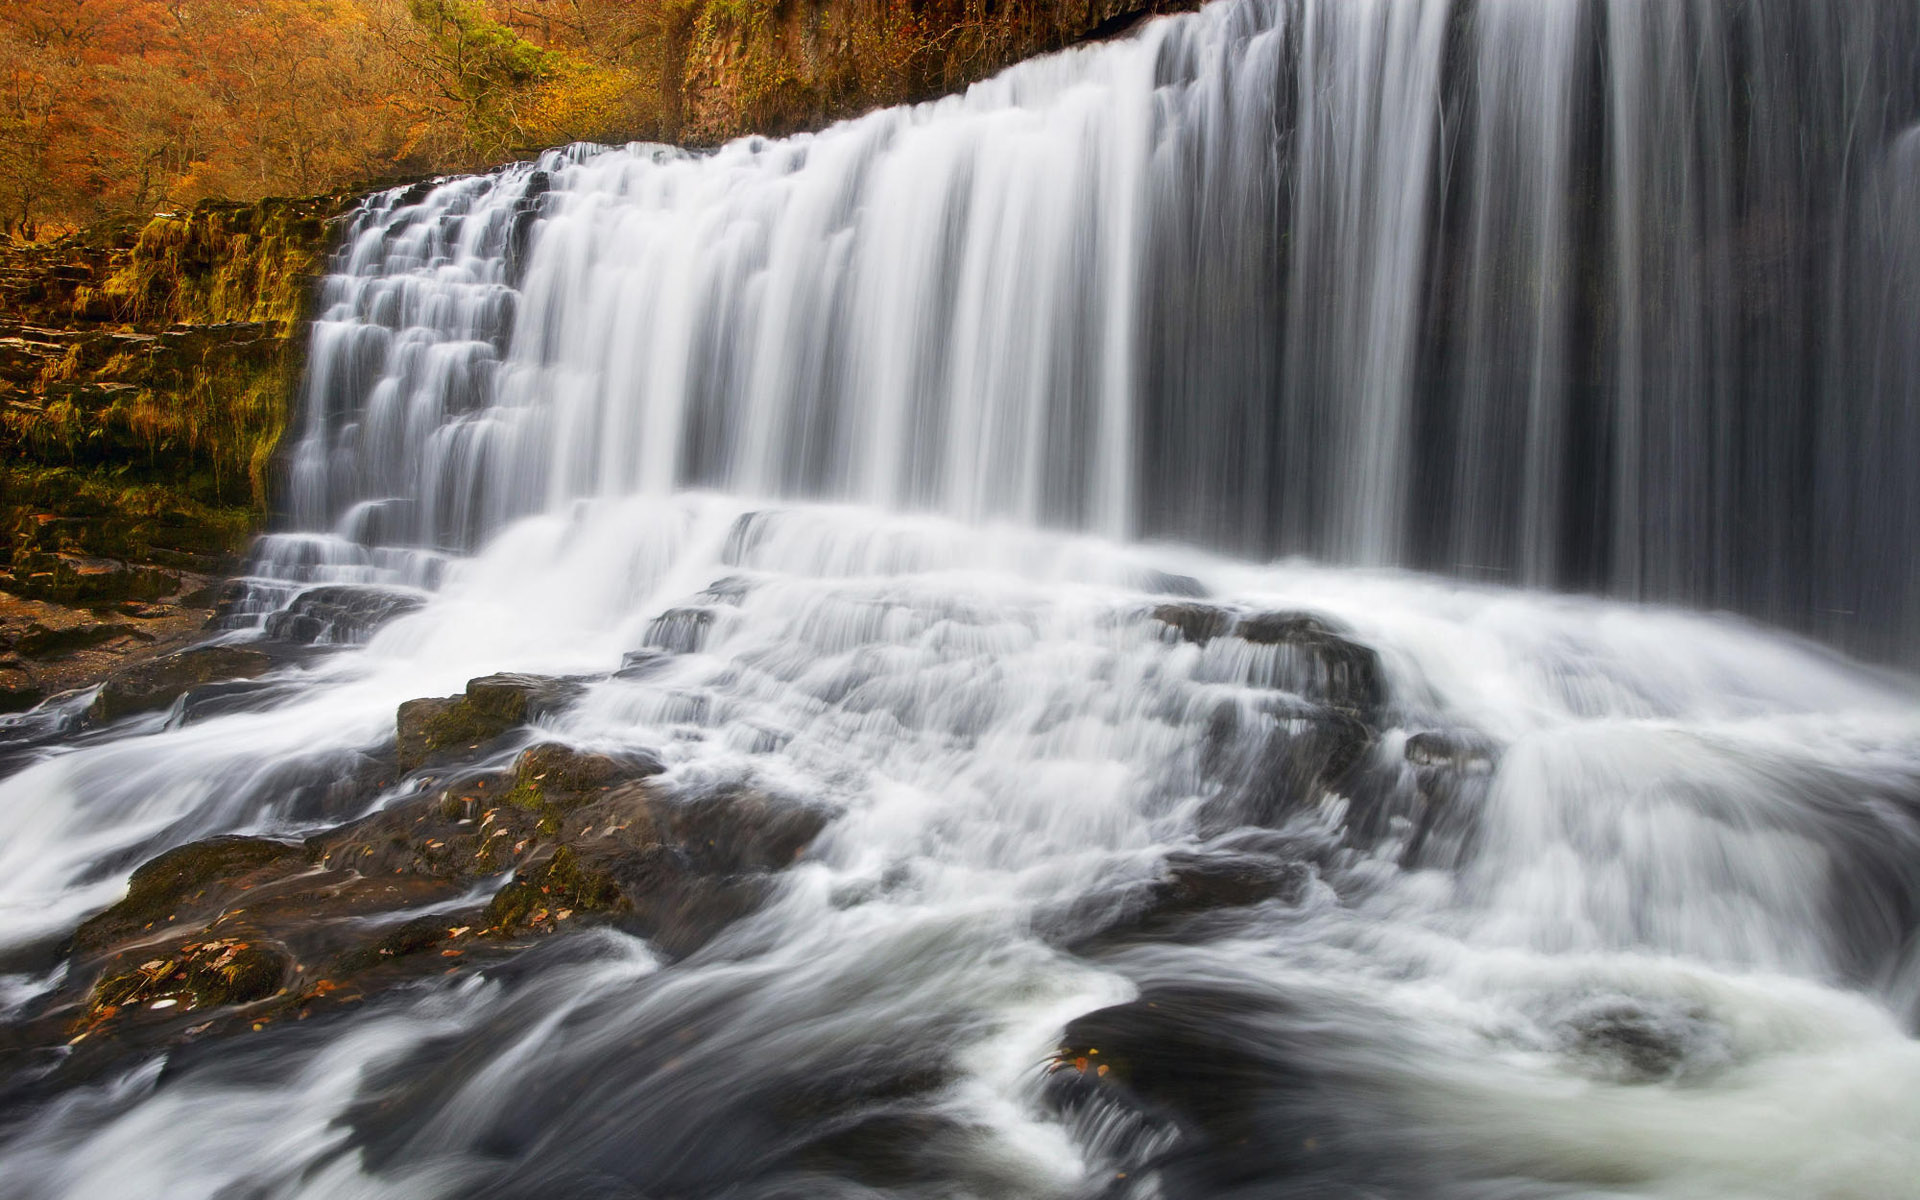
[[1, 0, 1184, 241]]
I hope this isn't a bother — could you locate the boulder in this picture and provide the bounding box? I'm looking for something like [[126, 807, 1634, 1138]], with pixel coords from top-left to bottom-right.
[[394, 673, 586, 772], [502, 741, 665, 832], [261, 584, 425, 644], [71, 834, 305, 952], [44, 725, 821, 1077], [87, 937, 288, 1020], [1152, 603, 1233, 645], [1232, 611, 1383, 716], [87, 644, 274, 722], [1044, 984, 1348, 1192], [486, 782, 833, 955], [1046, 846, 1311, 951]]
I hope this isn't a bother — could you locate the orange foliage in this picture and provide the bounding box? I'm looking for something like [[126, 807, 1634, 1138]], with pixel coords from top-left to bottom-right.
[[0, 0, 664, 238]]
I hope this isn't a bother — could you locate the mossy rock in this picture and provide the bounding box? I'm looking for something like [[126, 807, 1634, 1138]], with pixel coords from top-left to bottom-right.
[[89, 936, 288, 1019], [484, 845, 626, 932], [331, 916, 455, 974], [88, 643, 275, 722], [395, 695, 510, 772], [394, 674, 586, 772], [72, 835, 304, 951], [503, 741, 665, 833], [8, 552, 177, 607]]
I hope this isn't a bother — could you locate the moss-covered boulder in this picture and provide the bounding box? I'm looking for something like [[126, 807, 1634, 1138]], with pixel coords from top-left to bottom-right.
[[87, 937, 288, 1021], [395, 673, 587, 771], [71, 834, 304, 952], [502, 741, 665, 834], [481, 778, 832, 954]]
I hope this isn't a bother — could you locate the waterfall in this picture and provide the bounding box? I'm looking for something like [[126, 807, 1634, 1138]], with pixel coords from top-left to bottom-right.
[[272, 0, 1920, 660], [3, 1, 1919, 1197]]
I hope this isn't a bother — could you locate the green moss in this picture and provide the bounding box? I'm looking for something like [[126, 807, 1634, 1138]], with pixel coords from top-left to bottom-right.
[[73, 836, 303, 950], [484, 845, 624, 931], [1, 465, 256, 584], [91, 937, 288, 1017], [395, 695, 520, 772], [101, 195, 350, 334]]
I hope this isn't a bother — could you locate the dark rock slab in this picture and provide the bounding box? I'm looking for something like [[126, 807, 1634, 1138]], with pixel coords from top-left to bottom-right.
[[71, 835, 305, 953], [1233, 611, 1384, 717], [1047, 845, 1313, 952], [262, 585, 426, 645], [86, 644, 274, 723], [1151, 603, 1233, 645]]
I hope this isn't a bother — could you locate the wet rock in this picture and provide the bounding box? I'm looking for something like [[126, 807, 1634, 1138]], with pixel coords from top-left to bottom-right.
[[174, 677, 308, 725], [465, 672, 584, 724], [330, 916, 456, 974], [1050, 846, 1312, 951], [1046, 987, 1284, 1179], [486, 782, 833, 955], [653, 786, 832, 875], [1233, 611, 1384, 716], [87, 937, 288, 1020], [644, 606, 721, 654], [1152, 602, 1233, 645], [615, 648, 673, 679], [1555, 998, 1730, 1085], [261, 585, 425, 645], [71, 835, 305, 952], [86, 643, 274, 722], [498, 740, 665, 837], [34, 725, 818, 1083], [1045, 984, 1363, 1193], [1155, 850, 1311, 915], [1398, 729, 1500, 870], [1404, 729, 1497, 770], [1137, 570, 1210, 598], [394, 672, 585, 772], [1194, 697, 1374, 834], [699, 575, 753, 605], [483, 844, 628, 931]]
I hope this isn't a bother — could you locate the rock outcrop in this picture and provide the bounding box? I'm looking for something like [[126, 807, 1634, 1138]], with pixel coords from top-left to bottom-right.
[[4, 674, 832, 1089], [1, 193, 358, 713]]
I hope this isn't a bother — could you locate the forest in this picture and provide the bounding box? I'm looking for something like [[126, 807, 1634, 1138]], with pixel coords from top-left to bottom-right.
[[0, 0, 1161, 238]]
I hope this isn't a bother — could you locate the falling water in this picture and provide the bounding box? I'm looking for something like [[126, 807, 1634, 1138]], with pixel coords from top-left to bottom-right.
[[3, 0, 1919, 1196]]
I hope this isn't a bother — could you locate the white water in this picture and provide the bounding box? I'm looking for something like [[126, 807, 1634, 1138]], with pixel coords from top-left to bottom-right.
[[4, 0, 1920, 1195]]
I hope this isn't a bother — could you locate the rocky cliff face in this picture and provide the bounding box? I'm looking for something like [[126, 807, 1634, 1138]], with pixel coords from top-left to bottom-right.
[[0, 193, 357, 711], [674, 0, 1199, 142]]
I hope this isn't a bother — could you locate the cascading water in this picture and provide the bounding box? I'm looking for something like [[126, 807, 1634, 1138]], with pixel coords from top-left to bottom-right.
[[2, 0, 1919, 1196]]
